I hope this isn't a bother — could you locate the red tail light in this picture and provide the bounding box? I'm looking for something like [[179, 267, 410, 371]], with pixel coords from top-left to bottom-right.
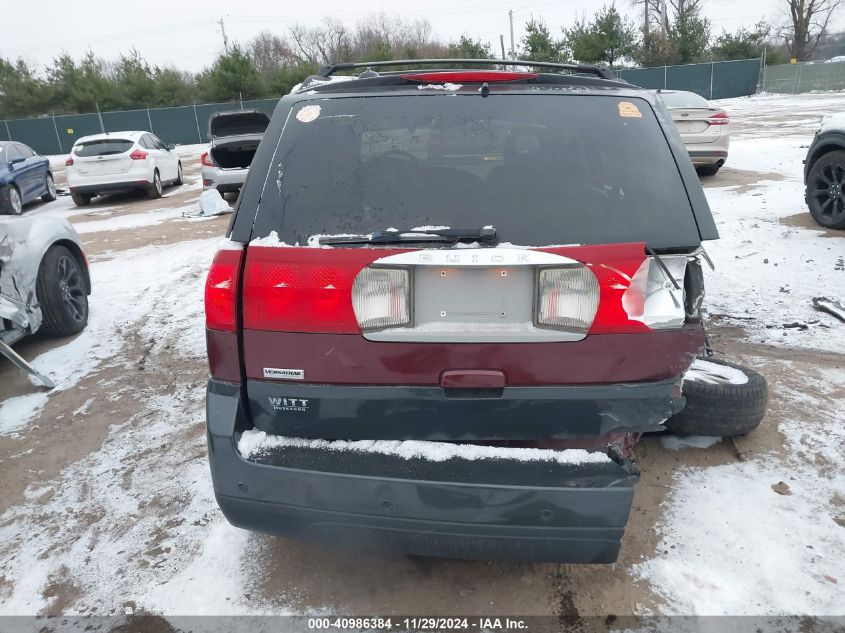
[[707, 111, 730, 125], [400, 71, 538, 83], [129, 149, 149, 160], [205, 245, 243, 332], [201, 151, 214, 167], [242, 247, 402, 333], [65, 156, 74, 166]]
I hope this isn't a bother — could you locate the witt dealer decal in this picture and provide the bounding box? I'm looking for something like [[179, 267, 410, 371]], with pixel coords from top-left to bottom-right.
[[268, 397, 309, 412], [263, 367, 305, 380]]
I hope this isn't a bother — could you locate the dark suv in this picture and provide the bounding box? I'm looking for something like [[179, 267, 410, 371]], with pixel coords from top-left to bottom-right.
[[204, 60, 718, 563]]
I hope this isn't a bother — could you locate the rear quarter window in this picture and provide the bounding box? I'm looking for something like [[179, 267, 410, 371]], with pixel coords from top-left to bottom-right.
[[251, 93, 701, 249]]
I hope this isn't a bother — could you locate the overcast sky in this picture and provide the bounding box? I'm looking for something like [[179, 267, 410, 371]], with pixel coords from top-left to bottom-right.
[[3, 0, 843, 73]]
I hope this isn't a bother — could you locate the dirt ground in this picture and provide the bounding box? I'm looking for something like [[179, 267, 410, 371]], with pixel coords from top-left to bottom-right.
[[0, 110, 843, 621]]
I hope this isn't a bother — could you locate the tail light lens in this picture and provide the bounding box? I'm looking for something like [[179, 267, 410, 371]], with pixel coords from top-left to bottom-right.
[[536, 266, 599, 332], [201, 151, 214, 167], [65, 156, 74, 166], [707, 111, 729, 125], [205, 244, 243, 332], [129, 149, 149, 160], [621, 256, 688, 329], [242, 247, 387, 333], [352, 267, 410, 330]]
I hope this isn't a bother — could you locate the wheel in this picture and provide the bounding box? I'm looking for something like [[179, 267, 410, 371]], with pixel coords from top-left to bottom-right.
[[71, 192, 92, 207], [666, 357, 768, 437], [1, 185, 23, 215], [806, 150, 845, 229], [174, 162, 183, 186], [41, 173, 57, 202], [36, 245, 89, 337], [147, 169, 162, 199], [697, 164, 721, 177]]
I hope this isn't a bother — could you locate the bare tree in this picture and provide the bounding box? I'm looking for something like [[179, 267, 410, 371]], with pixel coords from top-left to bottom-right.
[[289, 19, 352, 65], [779, 0, 842, 60], [248, 31, 296, 79]]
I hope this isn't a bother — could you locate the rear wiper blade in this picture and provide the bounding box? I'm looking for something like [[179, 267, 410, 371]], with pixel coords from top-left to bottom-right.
[[318, 226, 497, 246]]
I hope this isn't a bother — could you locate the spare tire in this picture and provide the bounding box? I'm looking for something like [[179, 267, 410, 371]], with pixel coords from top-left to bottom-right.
[[666, 357, 768, 437]]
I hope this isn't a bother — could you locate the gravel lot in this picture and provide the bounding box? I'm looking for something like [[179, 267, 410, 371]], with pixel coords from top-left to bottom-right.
[[0, 93, 842, 624]]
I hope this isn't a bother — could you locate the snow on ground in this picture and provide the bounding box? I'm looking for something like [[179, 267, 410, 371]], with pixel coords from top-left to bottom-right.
[[637, 364, 845, 615], [637, 92, 845, 616], [0, 386, 283, 616], [0, 238, 218, 436], [700, 103, 844, 353]]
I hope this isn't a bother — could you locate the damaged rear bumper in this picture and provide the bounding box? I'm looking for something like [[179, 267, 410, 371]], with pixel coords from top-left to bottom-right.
[[208, 380, 641, 563]]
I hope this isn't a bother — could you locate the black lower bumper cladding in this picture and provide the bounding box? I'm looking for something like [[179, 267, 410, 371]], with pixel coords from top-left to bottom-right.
[[208, 380, 643, 563]]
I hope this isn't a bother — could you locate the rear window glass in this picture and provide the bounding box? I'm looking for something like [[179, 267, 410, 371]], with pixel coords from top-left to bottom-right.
[[658, 91, 709, 108], [255, 94, 699, 248], [73, 140, 133, 156]]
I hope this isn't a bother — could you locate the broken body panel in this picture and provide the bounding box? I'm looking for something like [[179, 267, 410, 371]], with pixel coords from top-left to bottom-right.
[[0, 216, 89, 385]]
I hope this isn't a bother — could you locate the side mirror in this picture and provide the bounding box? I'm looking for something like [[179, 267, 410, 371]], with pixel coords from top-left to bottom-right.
[[167, 143, 176, 151], [8, 157, 25, 166]]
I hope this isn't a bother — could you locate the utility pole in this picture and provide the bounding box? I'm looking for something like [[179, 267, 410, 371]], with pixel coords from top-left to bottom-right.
[[508, 10, 516, 59], [217, 17, 229, 52], [500, 34, 506, 60], [644, 0, 650, 38], [660, 0, 668, 41]]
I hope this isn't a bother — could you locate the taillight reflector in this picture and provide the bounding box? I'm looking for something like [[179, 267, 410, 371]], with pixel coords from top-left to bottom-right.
[[536, 266, 599, 331], [400, 71, 539, 83], [65, 156, 74, 166], [707, 111, 730, 125], [352, 267, 410, 330], [205, 246, 243, 331], [201, 151, 214, 167], [129, 149, 149, 160]]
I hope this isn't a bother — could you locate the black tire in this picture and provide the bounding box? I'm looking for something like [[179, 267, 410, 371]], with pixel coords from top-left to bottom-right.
[[36, 245, 89, 337], [71, 192, 92, 207], [147, 169, 162, 199], [174, 162, 183, 186], [805, 150, 845, 229], [666, 357, 768, 437], [1, 185, 23, 214], [697, 164, 721, 177], [41, 173, 58, 202]]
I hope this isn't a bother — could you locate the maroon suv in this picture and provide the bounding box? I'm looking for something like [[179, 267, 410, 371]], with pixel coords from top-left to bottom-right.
[[204, 60, 718, 563]]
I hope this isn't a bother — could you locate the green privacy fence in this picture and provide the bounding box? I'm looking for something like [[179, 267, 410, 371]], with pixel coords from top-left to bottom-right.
[[616, 58, 762, 100], [0, 98, 280, 156], [760, 60, 845, 93], [0, 60, 764, 154]]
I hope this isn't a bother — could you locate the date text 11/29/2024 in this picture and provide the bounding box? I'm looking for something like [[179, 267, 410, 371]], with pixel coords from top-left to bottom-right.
[[307, 617, 530, 630]]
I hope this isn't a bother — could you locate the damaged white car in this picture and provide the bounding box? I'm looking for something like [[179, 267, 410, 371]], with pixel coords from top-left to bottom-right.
[[0, 216, 90, 387]]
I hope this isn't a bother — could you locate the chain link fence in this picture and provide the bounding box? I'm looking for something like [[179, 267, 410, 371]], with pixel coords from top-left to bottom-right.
[[615, 58, 762, 100], [760, 60, 845, 93]]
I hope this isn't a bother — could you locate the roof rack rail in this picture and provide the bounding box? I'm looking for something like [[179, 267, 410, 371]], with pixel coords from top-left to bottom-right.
[[315, 58, 617, 81]]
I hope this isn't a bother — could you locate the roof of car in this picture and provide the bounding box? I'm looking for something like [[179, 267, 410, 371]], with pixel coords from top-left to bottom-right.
[[289, 58, 638, 99], [72, 131, 146, 145]]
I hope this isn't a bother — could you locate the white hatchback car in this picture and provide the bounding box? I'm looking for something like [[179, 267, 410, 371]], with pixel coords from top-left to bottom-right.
[[65, 131, 183, 206]]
